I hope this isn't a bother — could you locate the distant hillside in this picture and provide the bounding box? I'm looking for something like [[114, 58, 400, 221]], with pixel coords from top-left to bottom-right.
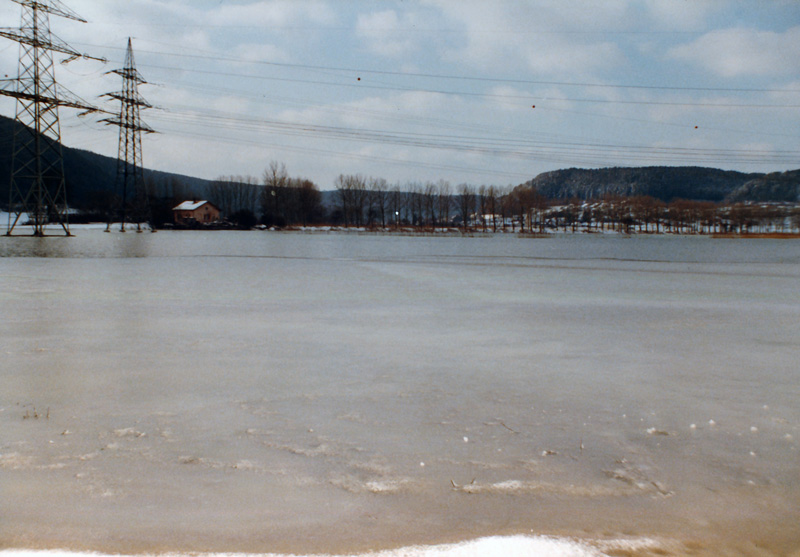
[[524, 166, 786, 202], [4, 114, 799, 208], [727, 170, 800, 203], [0, 114, 211, 208]]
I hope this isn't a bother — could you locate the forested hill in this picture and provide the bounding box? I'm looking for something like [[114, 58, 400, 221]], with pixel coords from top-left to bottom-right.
[[0, 114, 211, 208], [525, 166, 800, 203], [3, 113, 799, 206]]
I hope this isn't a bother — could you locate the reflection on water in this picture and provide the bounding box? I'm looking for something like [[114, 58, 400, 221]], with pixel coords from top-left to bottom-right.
[[3, 228, 800, 263], [0, 230, 156, 259], [1, 230, 799, 556]]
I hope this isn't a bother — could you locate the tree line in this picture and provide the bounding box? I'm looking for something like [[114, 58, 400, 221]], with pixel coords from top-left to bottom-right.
[[76, 161, 326, 229], [207, 161, 323, 228], [329, 178, 800, 235], [537, 195, 800, 235], [74, 162, 800, 234]]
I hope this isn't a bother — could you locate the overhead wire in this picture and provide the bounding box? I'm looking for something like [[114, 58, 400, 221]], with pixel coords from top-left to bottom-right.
[[53, 39, 800, 130], [149, 104, 799, 167], [146, 120, 538, 181], [75, 39, 800, 95], [91, 55, 798, 158], [7, 30, 796, 181], [52, 64, 794, 175], [151, 69, 799, 147], [105, 60, 800, 109]]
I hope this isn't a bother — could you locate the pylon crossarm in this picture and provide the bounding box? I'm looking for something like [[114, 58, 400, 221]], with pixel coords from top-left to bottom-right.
[[61, 51, 106, 64], [0, 29, 105, 63], [101, 117, 156, 134], [0, 28, 79, 57], [10, 0, 86, 23], [103, 91, 153, 108], [108, 67, 146, 83], [0, 87, 97, 111]]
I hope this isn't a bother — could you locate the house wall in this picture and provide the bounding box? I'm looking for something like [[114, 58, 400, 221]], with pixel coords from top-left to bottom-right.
[[174, 205, 220, 224]]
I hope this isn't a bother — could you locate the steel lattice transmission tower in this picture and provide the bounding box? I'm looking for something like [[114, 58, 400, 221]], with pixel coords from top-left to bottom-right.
[[102, 38, 155, 232], [0, 0, 102, 236]]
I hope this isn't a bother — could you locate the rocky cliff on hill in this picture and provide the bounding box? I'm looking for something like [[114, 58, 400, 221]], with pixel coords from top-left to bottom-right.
[[523, 166, 793, 202], [726, 170, 800, 202]]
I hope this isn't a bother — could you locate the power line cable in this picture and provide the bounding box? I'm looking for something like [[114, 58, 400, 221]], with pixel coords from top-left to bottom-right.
[[150, 106, 799, 166], [74, 40, 800, 95]]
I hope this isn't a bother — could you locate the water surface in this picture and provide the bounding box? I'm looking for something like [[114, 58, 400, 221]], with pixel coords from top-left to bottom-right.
[[1, 231, 799, 556]]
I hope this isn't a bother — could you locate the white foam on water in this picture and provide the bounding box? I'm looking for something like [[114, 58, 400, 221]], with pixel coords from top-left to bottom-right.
[[0, 536, 661, 557]]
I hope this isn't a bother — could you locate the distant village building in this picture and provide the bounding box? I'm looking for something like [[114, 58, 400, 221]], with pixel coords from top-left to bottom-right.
[[172, 200, 220, 225]]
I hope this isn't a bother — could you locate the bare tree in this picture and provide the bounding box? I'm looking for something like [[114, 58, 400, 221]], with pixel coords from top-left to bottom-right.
[[667, 199, 697, 234], [351, 175, 368, 226], [726, 203, 751, 233], [209, 175, 260, 219], [334, 174, 352, 226], [500, 185, 517, 231], [295, 178, 322, 226], [477, 185, 488, 231], [532, 188, 549, 233], [262, 161, 289, 226], [406, 182, 423, 227], [487, 185, 499, 232], [644, 196, 666, 233], [457, 183, 476, 231], [791, 207, 800, 233], [436, 180, 452, 228], [208, 179, 232, 217], [368, 177, 389, 228], [390, 183, 405, 228], [334, 174, 368, 226], [422, 182, 437, 228]]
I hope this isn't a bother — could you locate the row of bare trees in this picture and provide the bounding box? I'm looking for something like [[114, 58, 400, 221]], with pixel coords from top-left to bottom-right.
[[207, 161, 323, 227], [206, 168, 507, 230], [333, 176, 525, 230], [332, 177, 800, 234], [543, 195, 800, 234], [143, 162, 799, 234]]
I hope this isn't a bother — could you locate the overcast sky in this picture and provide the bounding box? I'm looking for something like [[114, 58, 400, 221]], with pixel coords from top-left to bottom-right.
[[1, 0, 798, 189]]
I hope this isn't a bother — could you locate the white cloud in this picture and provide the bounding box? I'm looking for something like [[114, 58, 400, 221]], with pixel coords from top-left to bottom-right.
[[489, 86, 532, 111], [231, 43, 290, 64], [668, 26, 800, 77], [177, 29, 215, 52], [641, 0, 722, 31], [205, 1, 336, 28], [2, 0, 797, 186], [767, 80, 800, 102], [424, 0, 628, 76], [356, 10, 421, 58], [488, 85, 577, 114], [278, 90, 454, 131]]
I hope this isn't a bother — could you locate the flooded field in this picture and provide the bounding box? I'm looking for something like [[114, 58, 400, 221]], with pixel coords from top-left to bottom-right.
[[1, 231, 799, 556]]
